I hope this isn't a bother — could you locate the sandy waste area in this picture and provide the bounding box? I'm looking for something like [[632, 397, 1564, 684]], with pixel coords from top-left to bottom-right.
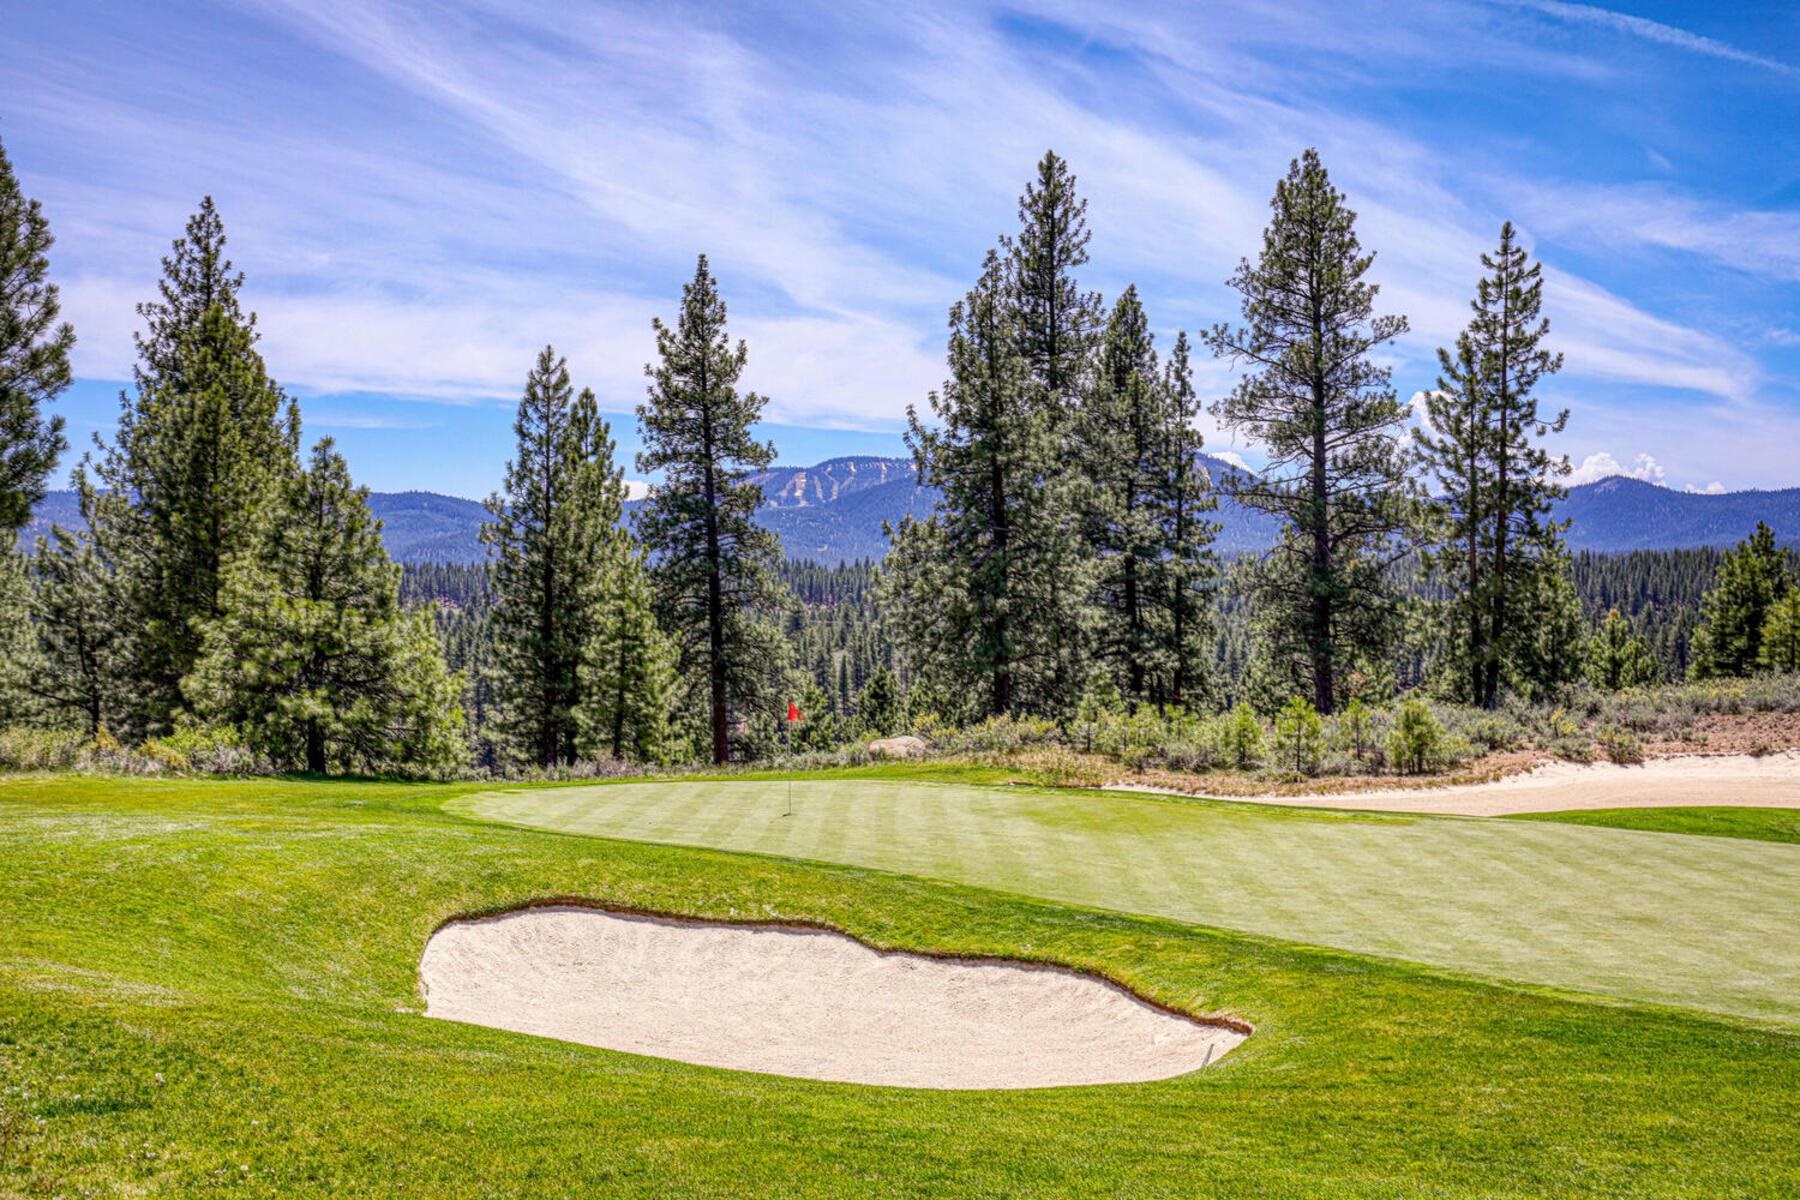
[[421, 906, 1245, 1089], [1112, 751, 1800, 816]]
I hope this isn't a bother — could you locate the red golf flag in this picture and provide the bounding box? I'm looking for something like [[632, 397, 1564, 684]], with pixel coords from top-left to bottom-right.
[[787, 700, 802, 723]]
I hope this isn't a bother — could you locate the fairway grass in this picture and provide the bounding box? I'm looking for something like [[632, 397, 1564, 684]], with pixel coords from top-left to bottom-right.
[[456, 779, 1800, 1026], [1514, 804, 1800, 844], [4, 774, 1798, 1197]]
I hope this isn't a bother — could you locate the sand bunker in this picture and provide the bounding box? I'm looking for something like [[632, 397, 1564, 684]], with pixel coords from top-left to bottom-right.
[[420, 906, 1245, 1089], [1112, 751, 1800, 816]]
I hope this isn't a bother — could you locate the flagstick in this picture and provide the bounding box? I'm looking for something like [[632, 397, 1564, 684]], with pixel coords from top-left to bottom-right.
[[781, 699, 799, 818]]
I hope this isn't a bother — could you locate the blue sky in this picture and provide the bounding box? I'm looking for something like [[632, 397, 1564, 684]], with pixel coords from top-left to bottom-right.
[[4, 0, 1797, 498]]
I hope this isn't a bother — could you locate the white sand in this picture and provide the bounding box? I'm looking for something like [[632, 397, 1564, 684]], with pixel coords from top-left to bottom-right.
[[1112, 751, 1800, 816], [420, 906, 1245, 1089]]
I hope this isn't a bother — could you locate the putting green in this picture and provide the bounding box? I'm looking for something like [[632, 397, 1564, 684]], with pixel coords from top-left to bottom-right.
[[453, 780, 1800, 1026]]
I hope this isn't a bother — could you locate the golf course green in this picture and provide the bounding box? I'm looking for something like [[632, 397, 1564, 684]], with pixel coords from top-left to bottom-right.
[[4, 771, 1797, 1197], [455, 778, 1800, 1025]]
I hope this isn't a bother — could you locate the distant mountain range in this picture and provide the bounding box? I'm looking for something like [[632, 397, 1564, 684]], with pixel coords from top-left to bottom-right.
[[23, 455, 1800, 565]]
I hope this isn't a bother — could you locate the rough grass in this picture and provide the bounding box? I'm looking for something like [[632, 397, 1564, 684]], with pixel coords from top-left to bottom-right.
[[2, 774, 1797, 1197], [1514, 805, 1800, 845], [457, 778, 1800, 1026]]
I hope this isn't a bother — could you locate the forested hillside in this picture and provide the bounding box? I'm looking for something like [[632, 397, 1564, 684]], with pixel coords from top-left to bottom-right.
[[32, 464, 1794, 566]]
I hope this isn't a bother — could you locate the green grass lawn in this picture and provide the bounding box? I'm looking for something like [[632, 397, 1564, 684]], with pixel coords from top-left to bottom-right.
[[1514, 805, 1800, 844], [2, 774, 1797, 1197], [455, 779, 1800, 1026]]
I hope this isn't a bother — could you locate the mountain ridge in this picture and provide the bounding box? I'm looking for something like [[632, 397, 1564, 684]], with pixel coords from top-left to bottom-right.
[[22, 456, 1800, 565]]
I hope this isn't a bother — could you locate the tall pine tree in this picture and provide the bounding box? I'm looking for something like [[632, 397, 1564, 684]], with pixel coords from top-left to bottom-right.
[[81, 201, 298, 734], [1008, 151, 1101, 704], [1416, 223, 1570, 707], [185, 438, 464, 774], [1159, 331, 1221, 710], [482, 349, 623, 769], [894, 154, 1102, 720], [1205, 149, 1418, 714], [1076, 287, 1220, 709], [0, 136, 73, 533], [897, 247, 1085, 718], [635, 255, 786, 764]]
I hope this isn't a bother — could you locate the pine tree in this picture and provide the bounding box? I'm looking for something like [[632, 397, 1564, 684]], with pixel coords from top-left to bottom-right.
[[80, 200, 298, 735], [1205, 149, 1419, 714], [1005, 150, 1101, 417], [1075, 301, 1222, 711], [1511, 543, 1588, 700], [578, 548, 676, 764], [1587, 609, 1658, 691], [1273, 695, 1325, 775], [483, 349, 624, 769], [1160, 334, 1222, 710], [132, 198, 254, 390], [24, 528, 124, 737], [1417, 223, 1569, 707], [0, 136, 73, 533], [1007, 150, 1102, 703], [856, 664, 904, 736], [1077, 286, 1165, 705], [897, 247, 1087, 719], [0, 548, 41, 725], [1760, 592, 1800, 674], [635, 255, 787, 764], [185, 439, 465, 774], [1690, 523, 1793, 679]]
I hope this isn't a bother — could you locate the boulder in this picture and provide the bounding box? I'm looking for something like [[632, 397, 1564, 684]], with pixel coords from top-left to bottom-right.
[[868, 735, 927, 759]]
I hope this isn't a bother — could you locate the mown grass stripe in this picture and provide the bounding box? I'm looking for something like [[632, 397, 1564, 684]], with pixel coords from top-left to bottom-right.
[[455, 781, 1800, 1026]]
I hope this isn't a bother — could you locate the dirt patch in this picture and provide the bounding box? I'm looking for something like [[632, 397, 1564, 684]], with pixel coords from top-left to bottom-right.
[[420, 906, 1246, 1089], [1646, 711, 1800, 757], [1122, 750, 1545, 799]]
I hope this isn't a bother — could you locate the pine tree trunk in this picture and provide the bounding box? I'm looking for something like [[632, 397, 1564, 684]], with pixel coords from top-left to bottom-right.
[[988, 455, 1011, 717], [611, 631, 628, 760], [1486, 289, 1513, 711], [1468, 435, 1484, 707], [1310, 378, 1335, 716], [305, 720, 325, 774], [701, 411, 730, 765], [1124, 552, 1143, 701]]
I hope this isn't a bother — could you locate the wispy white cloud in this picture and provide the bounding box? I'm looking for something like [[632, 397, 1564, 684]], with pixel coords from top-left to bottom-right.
[[1511, 1, 1799, 78], [9, 0, 1795, 492], [1510, 181, 1800, 283]]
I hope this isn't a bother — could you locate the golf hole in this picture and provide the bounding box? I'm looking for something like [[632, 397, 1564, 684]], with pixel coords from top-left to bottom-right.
[[420, 906, 1248, 1089]]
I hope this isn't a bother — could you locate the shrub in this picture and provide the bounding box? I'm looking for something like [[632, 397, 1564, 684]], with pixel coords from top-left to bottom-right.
[[1388, 699, 1446, 775], [1596, 725, 1643, 765], [141, 723, 260, 774], [1159, 736, 1222, 773], [0, 727, 85, 771], [1333, 698, 1376, 763], [1220, 703, 1265, 769], [1549, 735, 1594, 763], [1272, 696, 1325, 776]]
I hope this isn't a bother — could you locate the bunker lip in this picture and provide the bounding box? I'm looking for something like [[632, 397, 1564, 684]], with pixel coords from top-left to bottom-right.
[[420, 902, 1250, 1090]]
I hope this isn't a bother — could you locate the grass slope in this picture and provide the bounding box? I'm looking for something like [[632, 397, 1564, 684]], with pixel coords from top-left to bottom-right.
[[3, 775, 1798, 1197], [1513, 805, 1800, 844], [456, 779, 1800, 1026]]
